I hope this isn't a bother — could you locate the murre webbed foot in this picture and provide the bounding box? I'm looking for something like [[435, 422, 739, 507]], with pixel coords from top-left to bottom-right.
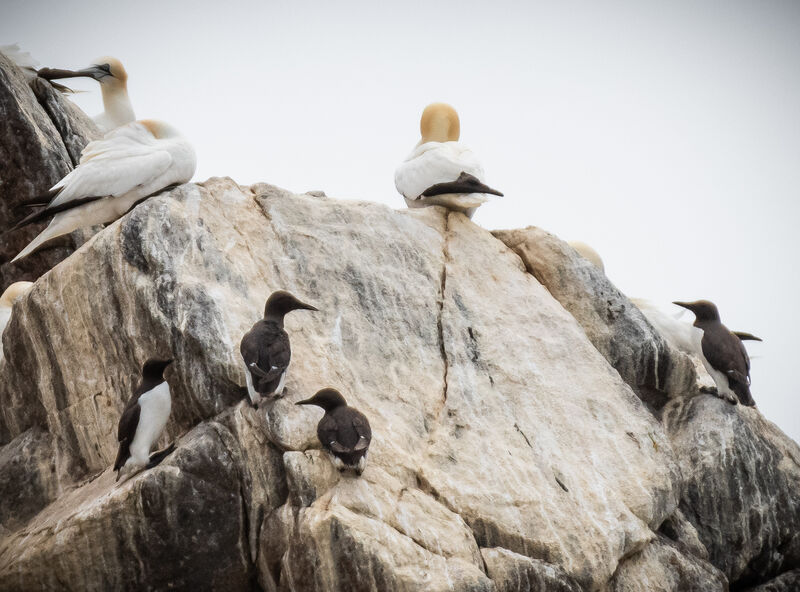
[[145, 442, 176, 469]]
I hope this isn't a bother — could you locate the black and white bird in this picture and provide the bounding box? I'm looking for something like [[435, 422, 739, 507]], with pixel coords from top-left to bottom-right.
[[114, 359, 175, 483], [240, 291, 317, 406], [673, 300, 757, 407], [394, 103, 502, 218], [296, 388, 372, 475], [10, 119, 196, 262], [38, 56, 135, 132]]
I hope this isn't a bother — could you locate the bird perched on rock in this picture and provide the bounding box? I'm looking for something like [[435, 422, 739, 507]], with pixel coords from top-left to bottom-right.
[[394, 102, 502, 218], [0, 44, 75, 93], [296, 388, 372, 475], [0, 281, 34, 360], [9, 119, 196, 262], [673, 300, 756, 406], [38, 57, 134, 132], [240, 291, 317, 406], [115, 359, 175, 483]]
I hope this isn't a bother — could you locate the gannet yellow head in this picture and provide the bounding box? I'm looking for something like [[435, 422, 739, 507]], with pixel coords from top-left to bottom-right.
[[38, 56, 128, 86], [0, 281, 33, 308], [419, 103, 460, 144], [568, 241, 605, 272]]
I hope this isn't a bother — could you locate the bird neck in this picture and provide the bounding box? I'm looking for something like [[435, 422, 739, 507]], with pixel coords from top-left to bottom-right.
[[264, 313, 285, 329], [101, 81, 135, 127]]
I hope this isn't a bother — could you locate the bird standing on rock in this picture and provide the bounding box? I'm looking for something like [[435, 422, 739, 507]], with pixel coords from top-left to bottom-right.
[[394, 102, 502, 218], [38, 56, 135, 132], [8, 119, 196, 262], [240, 291, 317, 406], [115, 359, 175, 483], [673, 300, 757, 406], [296, 388, 372, 475]]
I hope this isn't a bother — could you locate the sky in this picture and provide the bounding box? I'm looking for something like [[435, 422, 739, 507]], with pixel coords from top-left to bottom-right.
[[2, 0, 799, 442]]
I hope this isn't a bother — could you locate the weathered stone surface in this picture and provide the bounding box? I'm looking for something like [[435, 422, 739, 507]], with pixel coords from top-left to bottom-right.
[[1, 90, 799, 590], [605, 536, 727, 592], [0, 51, 99, 289], [0, 177, 685, 590], [663, 395, 800, 588], [481, 547, 581, 592], [745, 569, 800, 592], [494, 226, 697, 410]]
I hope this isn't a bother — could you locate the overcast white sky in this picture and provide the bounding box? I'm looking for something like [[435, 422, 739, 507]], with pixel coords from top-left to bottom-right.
[[3, 1, 799, 442]]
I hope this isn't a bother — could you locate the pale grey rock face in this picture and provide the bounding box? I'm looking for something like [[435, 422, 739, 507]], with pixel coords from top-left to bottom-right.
[[493, 226, 698, 411], [1, 90, 799, 589], [0, 53, 100, 289], [605, 536, 727, 592], [663, 395, 800, 587]]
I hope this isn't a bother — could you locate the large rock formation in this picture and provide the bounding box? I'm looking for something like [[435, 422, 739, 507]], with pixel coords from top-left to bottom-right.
[[0, 51, 100, 290], [1, 59, 799, 592]]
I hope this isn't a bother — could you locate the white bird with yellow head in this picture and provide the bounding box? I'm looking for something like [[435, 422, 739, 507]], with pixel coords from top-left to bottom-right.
[[38, 56, 135, 132], [10, 119, 196, 262], [394, 103, 502, 218]]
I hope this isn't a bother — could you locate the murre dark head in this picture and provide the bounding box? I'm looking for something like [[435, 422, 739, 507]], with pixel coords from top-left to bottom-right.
[[673, 300, 720, 323], [264, 291, 317, 326], [141, 358, 174, 379], [296, 388, 347, 412]]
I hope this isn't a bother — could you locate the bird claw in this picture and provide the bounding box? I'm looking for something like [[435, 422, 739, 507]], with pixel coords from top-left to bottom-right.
[[699, 385, 718, 395]]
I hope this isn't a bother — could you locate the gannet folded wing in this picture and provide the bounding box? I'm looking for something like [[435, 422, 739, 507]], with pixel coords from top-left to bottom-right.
[[10, 120, 195, 262], [395, 142, 485, 201]]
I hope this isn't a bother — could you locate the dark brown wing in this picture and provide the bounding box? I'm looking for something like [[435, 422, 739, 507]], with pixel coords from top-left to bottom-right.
[[702, 325, 755, 406], [350, 410, 372, 451], [240, 321, 291, 392], [422, 172, 503, 197], [114, 402, 140, 471], [317, 414, 339, 452]]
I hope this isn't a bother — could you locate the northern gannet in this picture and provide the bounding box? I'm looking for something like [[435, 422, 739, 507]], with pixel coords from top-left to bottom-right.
[[0, 281, 34, 360], [394, 103, 502, 218], [240, 291, 318, 406], [673, 300, 756, 406], [39, 57, 134, 132], [115, 359, 175, 483], [296, 388, 372, 475], [10, 119, 196, 262]]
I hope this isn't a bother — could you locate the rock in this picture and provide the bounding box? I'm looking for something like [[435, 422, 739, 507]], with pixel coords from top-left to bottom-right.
[[663, 395, 800, 587], [1, 89, 798, 590], [493, 226, 697, 411], [481, 547, 581, 592], [0, 51, 100, 289], [745, 569, 800, 592], [605, 536, 727, 592]]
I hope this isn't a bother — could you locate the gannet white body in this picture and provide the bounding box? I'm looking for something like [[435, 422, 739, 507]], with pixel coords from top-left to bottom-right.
[[0, 281, 34, 360], [11, 119, 196, 262], [395, 103, 502, 218], [38, 57, 134, 132], [632, 299, 703, 357]]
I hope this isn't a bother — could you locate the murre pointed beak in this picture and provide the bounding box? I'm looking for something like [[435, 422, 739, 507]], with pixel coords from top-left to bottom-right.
[[299, 302, 318, 312], [672, 301, 693, 311], [295, 397, 314, 406]]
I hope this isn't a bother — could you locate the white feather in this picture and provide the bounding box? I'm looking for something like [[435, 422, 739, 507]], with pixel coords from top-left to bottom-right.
[[394, 141, 494, 216], [126, 382, 171, 468], [13, 121, 196, 262]]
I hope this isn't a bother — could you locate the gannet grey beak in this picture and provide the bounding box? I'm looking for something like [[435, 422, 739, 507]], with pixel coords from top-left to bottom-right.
[[39, 64, 111, 81]]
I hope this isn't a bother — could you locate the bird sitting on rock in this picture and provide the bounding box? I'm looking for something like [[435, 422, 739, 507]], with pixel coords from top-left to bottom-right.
[[394, 102, 502, 218], [115, 358, 176, 483], [240, 291, 317, 406], [8, 119, 196, 262], [673, 299, 757, 407], [296, 388, 372, 475]]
